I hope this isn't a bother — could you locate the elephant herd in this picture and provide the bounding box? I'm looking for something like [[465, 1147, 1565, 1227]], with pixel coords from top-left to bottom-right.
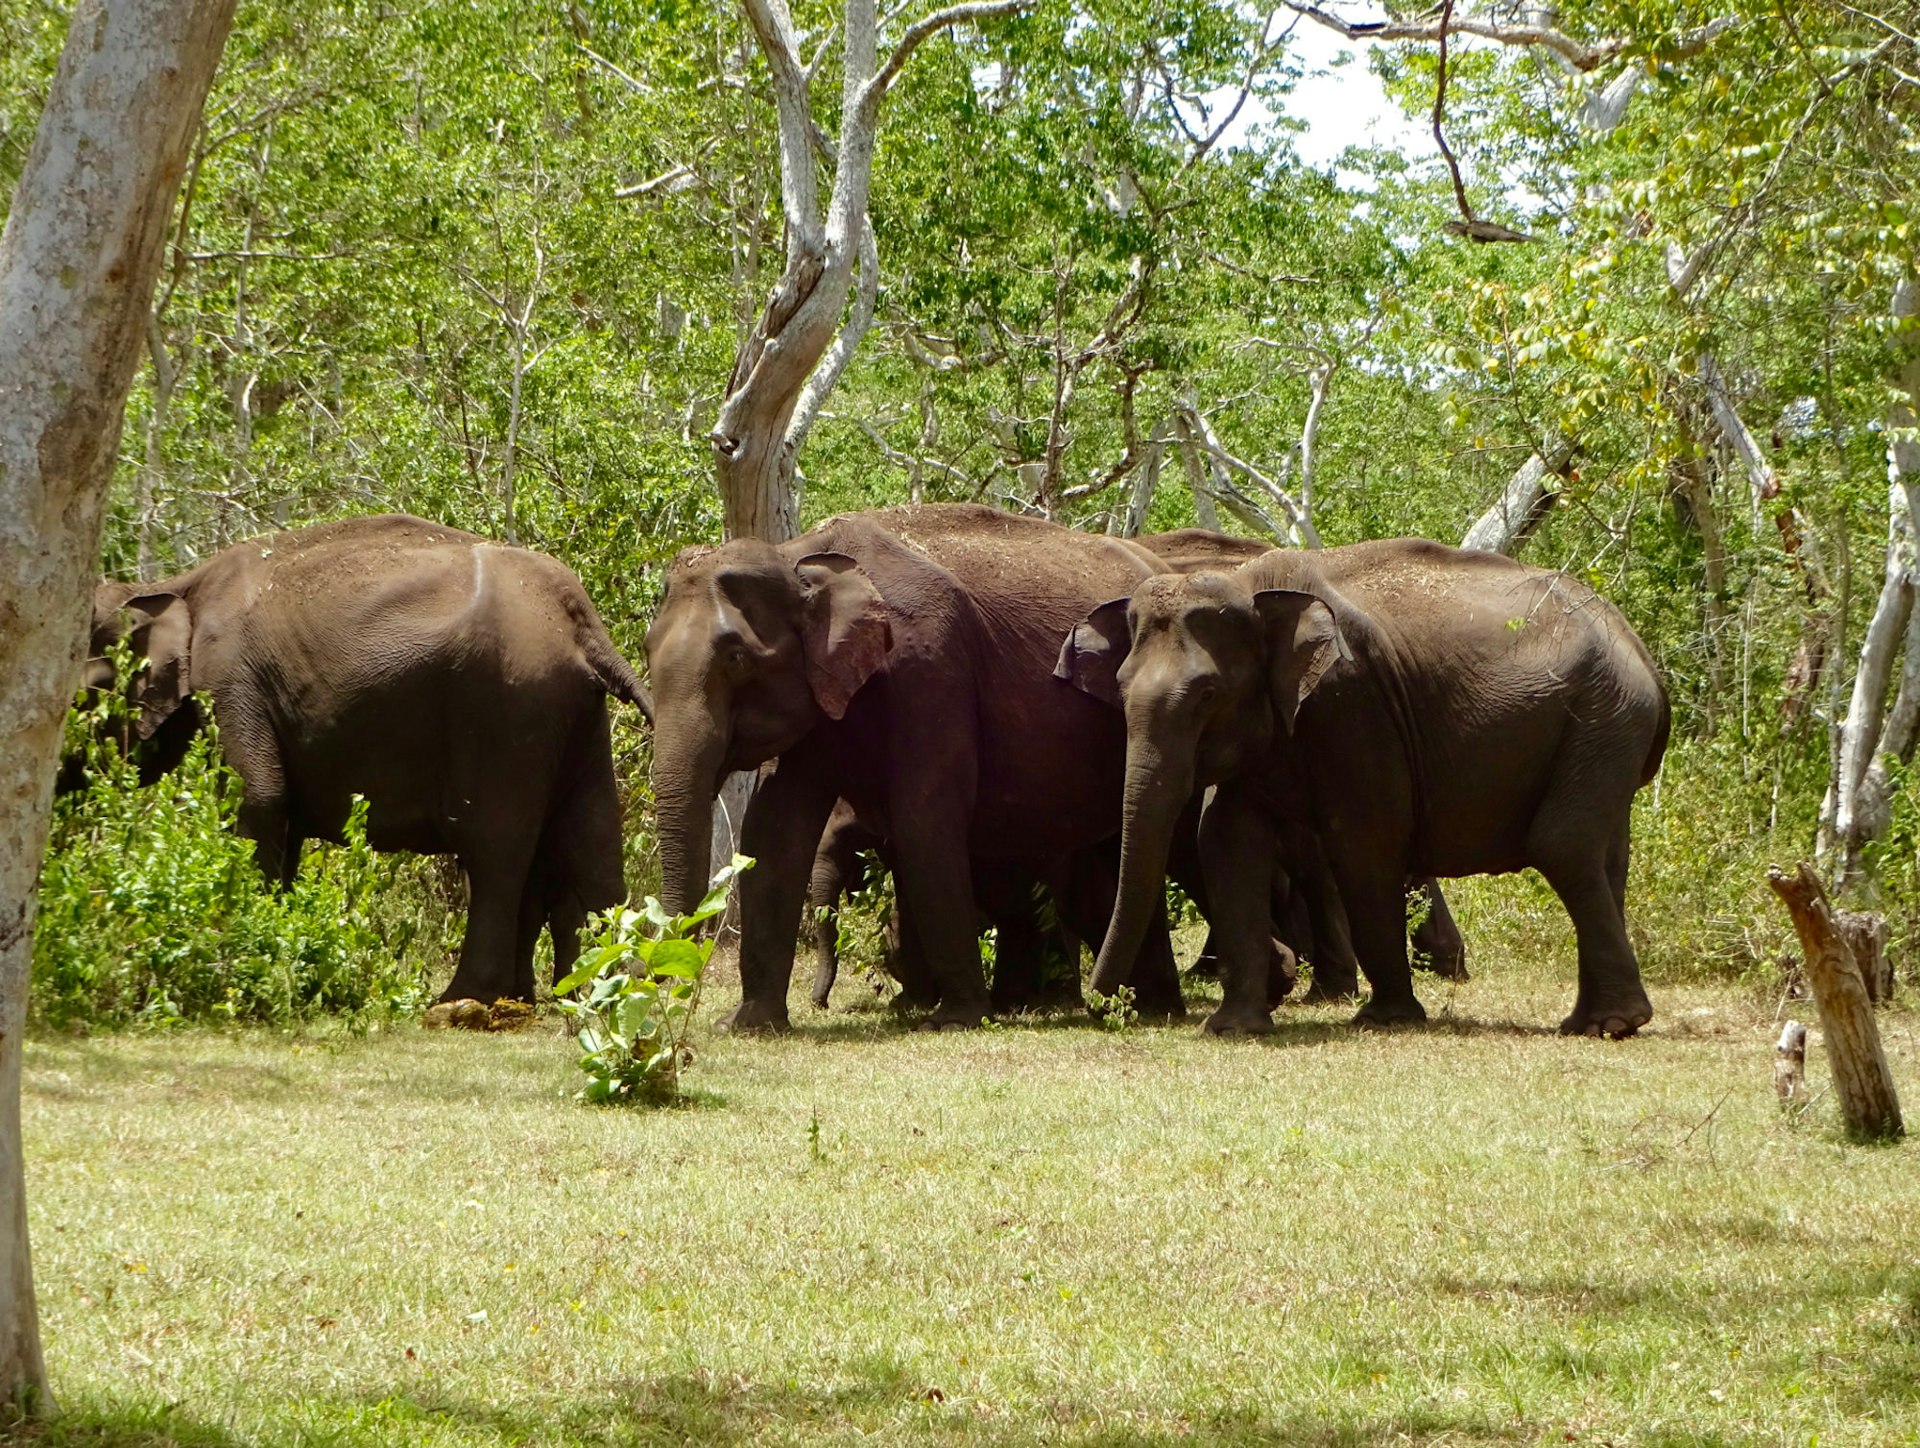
[[73, 503, 1669, 1039]]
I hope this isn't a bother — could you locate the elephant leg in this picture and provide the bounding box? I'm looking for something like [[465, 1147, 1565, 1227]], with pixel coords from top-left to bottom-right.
[[1337, 862, 1427, 1027], [441, 845, 540, 1003], [542, 713, 627, 994], [980, 864, 1044, 1013], [1298, 870, 1360, 1002], [885, 904, 941, 1008], [225, 720, 296, 886], [548, 886, 590, 992], [891, 832, 992, 1028], [1194, 786, 1278, 1035], [1265, 935, 1299, 1008], [725, 755, 839, 1033], [1409, 876, 1468, 980], [1535, 814, 1652, 1039], [807, 839, 852, 1010], [513, 873, 548, 1003], [1039, 917, 1085, 1007], [1059, 848, 1183, 1019]]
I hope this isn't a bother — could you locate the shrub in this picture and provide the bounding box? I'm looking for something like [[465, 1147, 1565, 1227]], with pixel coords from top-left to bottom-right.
[[555, 856, 751, 1105], [34, 695, 453, 1029]]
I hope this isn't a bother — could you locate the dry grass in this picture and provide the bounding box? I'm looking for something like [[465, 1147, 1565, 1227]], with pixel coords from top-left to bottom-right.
[[16, 946, 1920, 1446]]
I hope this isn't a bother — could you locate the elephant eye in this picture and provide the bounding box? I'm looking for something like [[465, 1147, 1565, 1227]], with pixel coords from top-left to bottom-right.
[[724, 644, 752, 675]]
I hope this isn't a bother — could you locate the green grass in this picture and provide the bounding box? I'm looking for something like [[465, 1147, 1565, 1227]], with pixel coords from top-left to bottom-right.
[[17, 957, 1920, 1446]]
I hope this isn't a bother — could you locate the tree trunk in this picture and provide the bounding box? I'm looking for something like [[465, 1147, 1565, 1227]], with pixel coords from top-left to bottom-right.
[[1459, 444, 1573, 555], [1821, 277, 1920, 881], [0, 0, 237, 1412], [1766, 864, 1904, 1142]]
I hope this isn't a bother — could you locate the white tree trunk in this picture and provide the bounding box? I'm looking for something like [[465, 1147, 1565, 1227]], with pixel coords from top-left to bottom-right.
[[0, 0, 237, 1412], [1459, 446, 1571, 555], [715, 0, 1028, 543], [1823, 277, 1920, 882]]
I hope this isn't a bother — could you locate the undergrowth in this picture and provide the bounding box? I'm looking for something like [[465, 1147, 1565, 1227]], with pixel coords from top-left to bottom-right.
[[33, 697, 457, 1030]]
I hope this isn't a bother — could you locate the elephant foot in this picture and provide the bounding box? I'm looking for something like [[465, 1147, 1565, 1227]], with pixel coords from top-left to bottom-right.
[[1417, 954, 1470, 982], [1301, 980, 1359, 1005], [917, 1002, 989, 1032], [1559, 994, 1652, 1040], [436, 980, 525, 1007], [717, 998, 791, 1034], [1132, 994, 1188, 1024], [1352, 994, 1427, 1029], [1202, 1005, 1276, 1037], [808, 987, 833, 1010]]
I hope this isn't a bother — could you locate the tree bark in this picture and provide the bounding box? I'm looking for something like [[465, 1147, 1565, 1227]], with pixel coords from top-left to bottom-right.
[[1766, 864, 1904, 1142], [1459, 444, 1573, 555], [1821, 277, 1920, 881], [0, 0, 237, 1412]]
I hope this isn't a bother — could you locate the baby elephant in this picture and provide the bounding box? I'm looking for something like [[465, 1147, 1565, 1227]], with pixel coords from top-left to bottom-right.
[[78, 513, 651, 1003]]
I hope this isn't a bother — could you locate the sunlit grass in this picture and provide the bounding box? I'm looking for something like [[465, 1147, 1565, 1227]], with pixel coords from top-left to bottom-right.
[[17, 944, 1920, 1446]]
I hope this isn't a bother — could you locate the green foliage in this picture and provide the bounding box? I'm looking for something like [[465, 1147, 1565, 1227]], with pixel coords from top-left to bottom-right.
[[1084, 983, 1137, 1032], [554, 855, 752, 1105], [36, 693, 448, 1031]]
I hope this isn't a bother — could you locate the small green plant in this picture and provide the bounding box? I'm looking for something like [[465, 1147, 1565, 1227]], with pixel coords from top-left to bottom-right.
[[807, 1105, 826, 1162], [554, 855, 752, 1105], [1085, 984, 1138, 1032]]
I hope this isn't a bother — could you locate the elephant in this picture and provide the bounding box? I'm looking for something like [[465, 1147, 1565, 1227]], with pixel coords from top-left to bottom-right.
[[644, 503, 1182, 1032], [806, 800, 1084, 1012], [1140, 529, 1468, 997], [1058, 536, 1669, 1038], [79, 513, 652, 1004]]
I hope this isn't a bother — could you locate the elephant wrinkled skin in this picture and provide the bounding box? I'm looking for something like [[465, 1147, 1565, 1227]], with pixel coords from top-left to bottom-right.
[[81, 514, 651, 1004], [1061, 538, 1668, 1038]]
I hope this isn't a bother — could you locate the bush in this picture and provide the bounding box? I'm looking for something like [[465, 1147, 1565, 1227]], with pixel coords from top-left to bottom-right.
[[555, 856, 751, 1105], [34, 696, 455, 1029]]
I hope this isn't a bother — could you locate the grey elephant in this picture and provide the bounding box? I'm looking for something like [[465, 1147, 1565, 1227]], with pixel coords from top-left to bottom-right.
[[645, 503, 1182, 1031], [79, 513, 651, 1003], [1059, 537, 1668, 1037], [1140, 529, 1467, 997]]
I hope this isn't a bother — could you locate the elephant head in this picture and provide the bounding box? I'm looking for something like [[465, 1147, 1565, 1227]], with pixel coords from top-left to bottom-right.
[[65, 581, 203, 789], [644, 540, 891, 915], [1056, 569, 1346, 996]]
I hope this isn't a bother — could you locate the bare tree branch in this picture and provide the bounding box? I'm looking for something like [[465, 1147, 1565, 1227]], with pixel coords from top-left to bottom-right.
[[864, 0, 1031, 121]]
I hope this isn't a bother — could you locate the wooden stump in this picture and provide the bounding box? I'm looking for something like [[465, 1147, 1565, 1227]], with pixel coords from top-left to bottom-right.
[[1766, 864, 1905, 1141], [1835, 909, 1894, 1003]]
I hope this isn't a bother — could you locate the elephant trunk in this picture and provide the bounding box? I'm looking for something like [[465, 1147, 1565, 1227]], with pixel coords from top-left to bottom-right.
[[651, 703, 729, 917], [1089, 731, 1195, 998]]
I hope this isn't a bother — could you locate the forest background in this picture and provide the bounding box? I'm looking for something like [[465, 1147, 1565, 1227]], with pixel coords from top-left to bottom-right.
[[9, 0, 1920, 1012]]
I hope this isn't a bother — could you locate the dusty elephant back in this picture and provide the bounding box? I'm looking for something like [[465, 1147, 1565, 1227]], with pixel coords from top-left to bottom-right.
[[809, 504, 1159, 657], [1138, 528, 1272, 576], [179, 521, 623, 850], [1248, 537, 1668, 875]]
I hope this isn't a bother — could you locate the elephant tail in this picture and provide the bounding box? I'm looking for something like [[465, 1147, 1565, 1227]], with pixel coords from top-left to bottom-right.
[[580, 624, 654, 725]]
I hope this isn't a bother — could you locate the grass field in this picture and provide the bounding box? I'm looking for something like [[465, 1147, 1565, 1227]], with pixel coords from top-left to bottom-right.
[[16, 949, 1920, 1447]]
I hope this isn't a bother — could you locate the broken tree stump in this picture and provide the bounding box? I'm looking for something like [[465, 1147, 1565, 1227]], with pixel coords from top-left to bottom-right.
[[1774, 1020, 1807, 1107], [1766, 864, 1904, 1141], [1835, 909, 1894, 1004]]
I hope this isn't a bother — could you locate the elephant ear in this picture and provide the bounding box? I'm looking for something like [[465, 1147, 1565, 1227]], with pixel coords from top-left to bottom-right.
[[1053, 597, 1133, 707], [796, 552, 891, 720], [123, 592, 193, 741], [1254, 589, 1347, 736]]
